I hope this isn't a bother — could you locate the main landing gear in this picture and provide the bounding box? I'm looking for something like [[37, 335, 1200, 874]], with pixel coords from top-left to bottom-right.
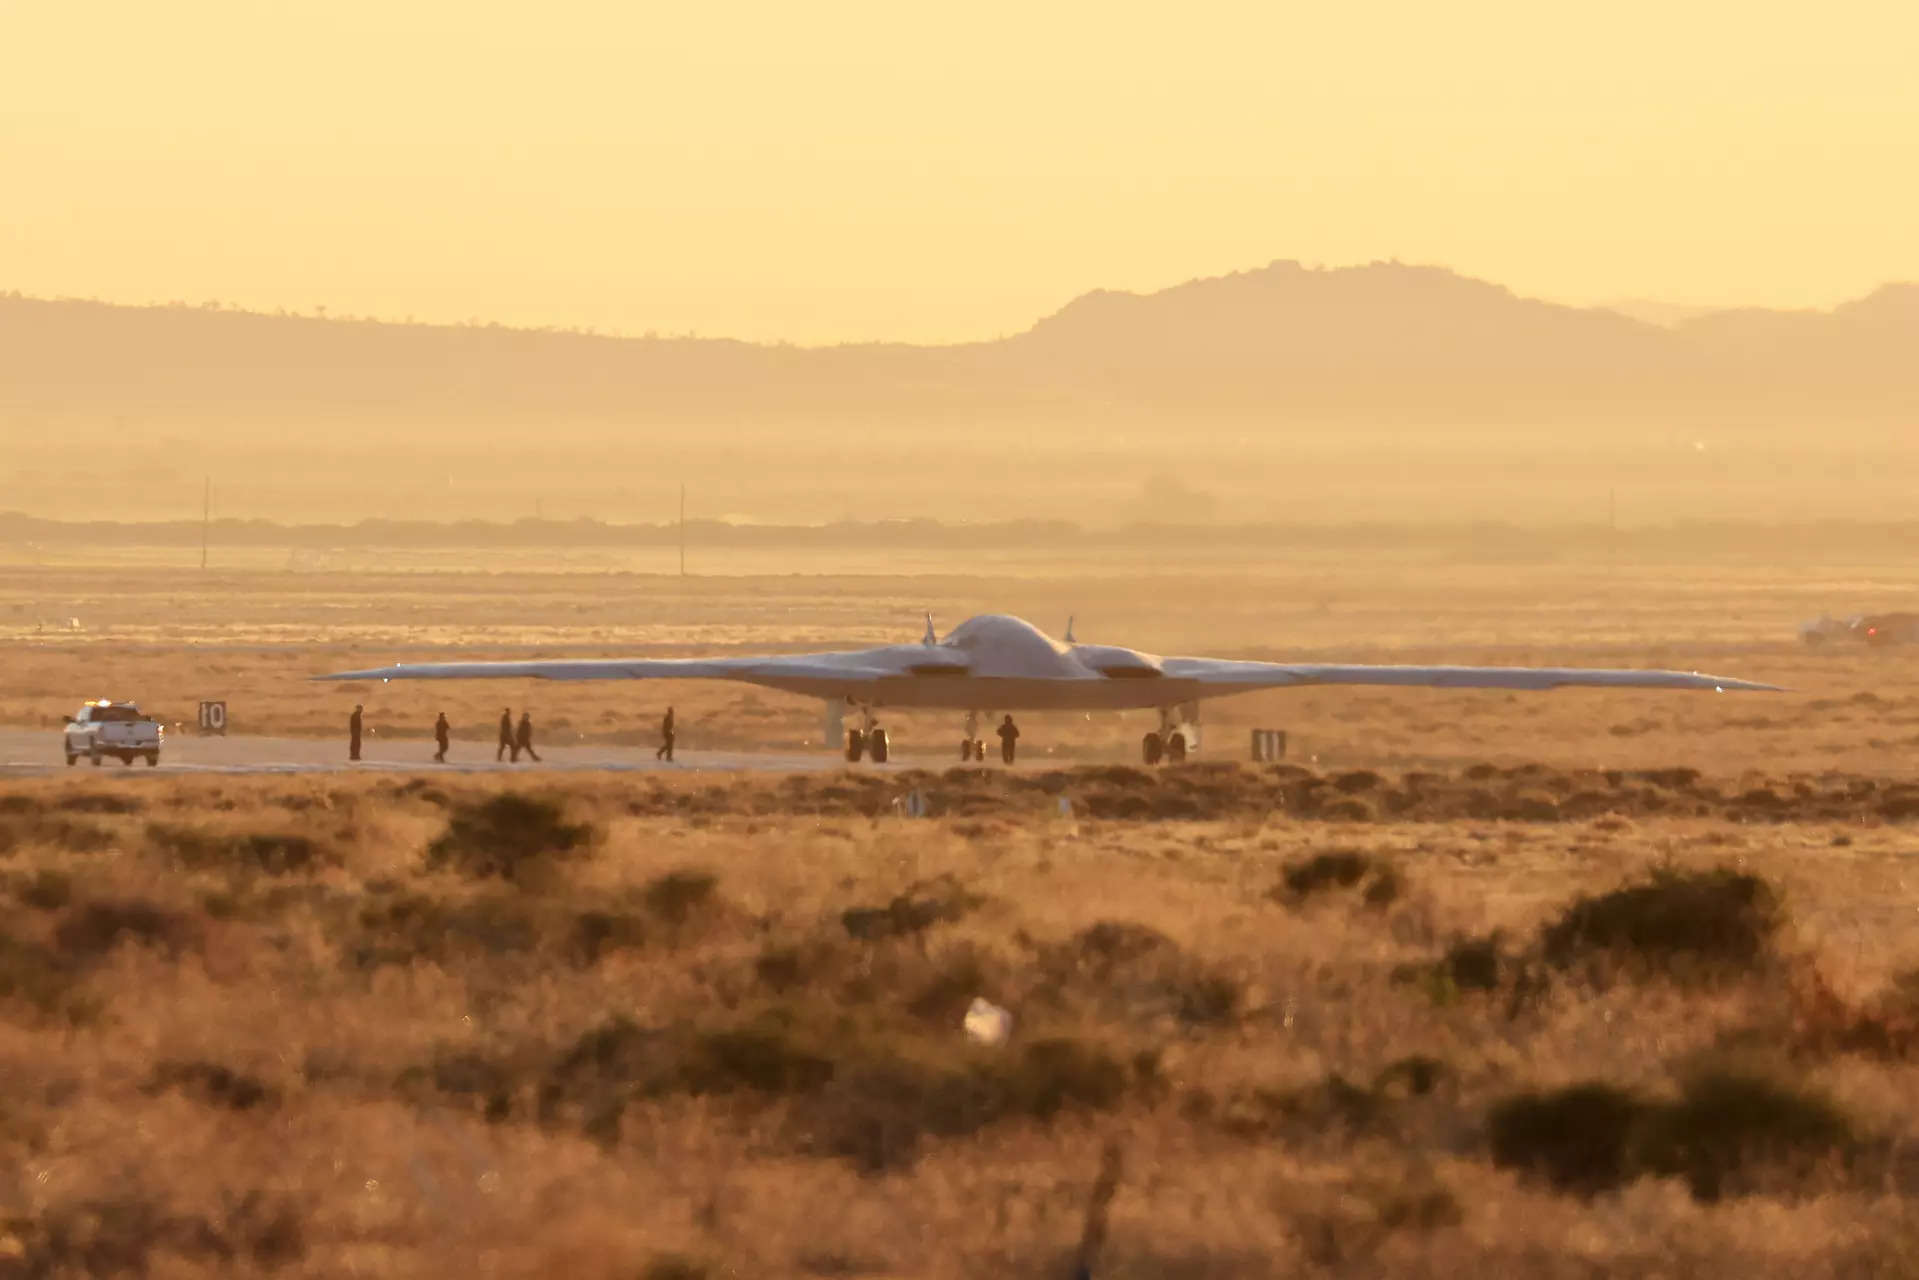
[[1141, 707, 1192, 765], [845, 707, 888, 763], [959, 710, 986, 762]]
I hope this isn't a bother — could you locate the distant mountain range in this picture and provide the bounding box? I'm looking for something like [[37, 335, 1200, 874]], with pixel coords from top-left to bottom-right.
[[4, 261, 1915, 435]]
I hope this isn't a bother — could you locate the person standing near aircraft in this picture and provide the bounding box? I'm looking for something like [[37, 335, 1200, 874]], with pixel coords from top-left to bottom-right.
[[657, 706, 675, 762], [515, 711, 541, 763], [348, 704, 363, 762], [997, 714, 1020, 765], [433, 711, 451, 762], [497, 708, 514, 762]]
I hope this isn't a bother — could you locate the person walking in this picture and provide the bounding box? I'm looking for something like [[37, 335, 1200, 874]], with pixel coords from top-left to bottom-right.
[[497, 708, 514, 762], [656, 706, 675, 762], [997, 714, 1020, 765], [515, 710, 541, 763], [433, 711, 451, 763], [348, 704, 363, 762]]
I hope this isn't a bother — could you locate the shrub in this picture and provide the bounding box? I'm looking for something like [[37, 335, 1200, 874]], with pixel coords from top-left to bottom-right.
[[145, 1060, 277, 1111], [14, 869, 73, 911], [685, 1017, 837, 1095], [349, 893, 538, 968], [1540, 867, 1782, 980], [58, 791, 143, 815], [570, 910, 648, 965], [145, 823, 329, 875], [1488, 1083, 1646, 1195], [1443, 934, 1505, 992], [641, 869, 718, 924], [1489, 1070, 1857, 1202], [53, 899, 199, 962], [1282, 851, 1373, 896], [643, 1254, 710, 1280], [840, 875, 981, 941], [1503, 790, 1560, 821], [999, 1037, 1130, 1118], [1047, 920, 1243, 1028], [424, 793, 596, 881], [1641, 1069, 1854, 1202], [0, 932, 75, 1015], [1279, 851, 1402, 909], [5, 1191, 305, 1275]]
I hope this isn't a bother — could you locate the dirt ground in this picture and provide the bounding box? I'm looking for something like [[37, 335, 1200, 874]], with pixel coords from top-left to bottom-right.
[[3, 541, 1919, 1277]]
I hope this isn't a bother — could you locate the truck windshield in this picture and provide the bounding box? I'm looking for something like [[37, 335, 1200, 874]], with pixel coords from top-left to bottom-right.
[[88, 705, 143, 722]]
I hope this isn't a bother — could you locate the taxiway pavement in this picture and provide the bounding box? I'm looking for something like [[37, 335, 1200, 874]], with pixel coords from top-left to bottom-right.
[[0, 728, 859, 778]]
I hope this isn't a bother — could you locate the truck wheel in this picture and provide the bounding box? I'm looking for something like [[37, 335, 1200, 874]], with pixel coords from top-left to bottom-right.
[[89, 750, 102, 767], [144, 752, 159, 767], [64, 752, 76, 767]]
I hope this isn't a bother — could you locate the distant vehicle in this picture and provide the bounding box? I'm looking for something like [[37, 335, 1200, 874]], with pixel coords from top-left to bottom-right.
[[64, 700, 163, 766], [1799, 614, 1855, 646], [1859, 613, 1919, 646], [1799, 613, 1919, 647]]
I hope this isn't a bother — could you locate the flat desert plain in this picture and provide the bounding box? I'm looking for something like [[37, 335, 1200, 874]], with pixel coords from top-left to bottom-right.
[[3, 542, 1919, 1278]]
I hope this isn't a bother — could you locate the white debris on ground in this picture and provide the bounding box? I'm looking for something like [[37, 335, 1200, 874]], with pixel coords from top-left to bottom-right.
[[963, 997, 1013, 1047]]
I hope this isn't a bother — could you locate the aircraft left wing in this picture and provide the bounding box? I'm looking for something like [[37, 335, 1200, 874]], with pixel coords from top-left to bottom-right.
[[1158, 658, 1782, 694]]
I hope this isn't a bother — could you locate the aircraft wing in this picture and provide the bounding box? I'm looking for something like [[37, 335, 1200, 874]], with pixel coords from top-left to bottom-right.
[[1158, 658, 1782, 694], [315, 646, 956, 700]]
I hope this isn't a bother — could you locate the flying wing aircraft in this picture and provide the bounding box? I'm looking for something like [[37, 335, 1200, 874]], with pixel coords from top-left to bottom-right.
[[319, 613, 1780, 764]]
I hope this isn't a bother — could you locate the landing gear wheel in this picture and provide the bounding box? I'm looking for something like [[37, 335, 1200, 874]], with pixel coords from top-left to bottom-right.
[[1165, 731, 1187, 765], [959, 739, 975, 761], [1141, 732, 1163, 765], [868, 729, 889, 764], [845, 730, 866, 763], [973, 739, 985, 761]]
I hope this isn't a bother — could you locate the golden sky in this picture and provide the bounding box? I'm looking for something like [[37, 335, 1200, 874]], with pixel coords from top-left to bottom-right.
[[5, 0, 1915, 344]]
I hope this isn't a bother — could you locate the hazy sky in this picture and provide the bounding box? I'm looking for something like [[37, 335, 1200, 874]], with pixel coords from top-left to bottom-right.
[[6, 0, 1915, 344]]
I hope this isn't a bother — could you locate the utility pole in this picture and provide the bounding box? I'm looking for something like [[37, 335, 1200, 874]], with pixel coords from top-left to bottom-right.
[[678, 483, 686, 577], [200, 477, 210, 571], [1608, 486, 1617, 572]]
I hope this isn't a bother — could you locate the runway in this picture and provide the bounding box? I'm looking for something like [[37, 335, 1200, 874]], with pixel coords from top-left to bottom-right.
[[0, 728, 865, 778]]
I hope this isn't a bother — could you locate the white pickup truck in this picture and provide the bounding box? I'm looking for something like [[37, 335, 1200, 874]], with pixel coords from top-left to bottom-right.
[[64, 701, 163, 767]]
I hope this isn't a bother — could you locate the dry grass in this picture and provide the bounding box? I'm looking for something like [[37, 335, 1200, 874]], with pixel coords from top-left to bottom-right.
[[3, 765, 1919, 1276]]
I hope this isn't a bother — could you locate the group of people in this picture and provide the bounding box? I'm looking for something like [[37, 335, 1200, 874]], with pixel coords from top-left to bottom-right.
[[346, 704, 1021, 764], [492, 709, 540, 762], [347, 704, 675, 764]]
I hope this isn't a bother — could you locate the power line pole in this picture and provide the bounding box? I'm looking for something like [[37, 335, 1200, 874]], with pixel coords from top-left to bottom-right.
[[201, 477, 210, 571]]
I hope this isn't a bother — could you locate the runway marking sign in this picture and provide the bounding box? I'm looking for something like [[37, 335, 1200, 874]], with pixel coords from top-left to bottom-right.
[[198, 701, 229, 735]]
